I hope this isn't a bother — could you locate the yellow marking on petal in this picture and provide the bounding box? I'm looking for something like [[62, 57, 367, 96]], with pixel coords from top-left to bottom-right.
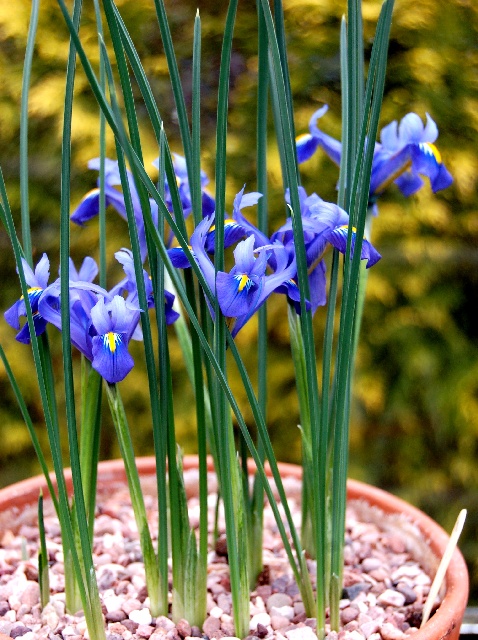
[[83, 187, 100, 200], [106, 332, 117, 353], [20, 286, 42, 302], [424, 142, 442, 163], [296, 133, 310, 143], [236, 274, 251, 291]]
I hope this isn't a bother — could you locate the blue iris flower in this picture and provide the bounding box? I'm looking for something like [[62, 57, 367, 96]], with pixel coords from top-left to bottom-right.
[[37, 252, 178, 382], [230, 186, 270, 249], [203, 186, 261, 253], [296, 105, 453, 210], [70, 158, 159, 261], [111, 248, 179, 327], [168, 186, 259, 262], [40, 275, 141, 384], [177, 215, 297, 337], [71, 155, 216, 259], [89, 295, 140, 384], [272, 188, 381, 313], [152, 153, 215, 221], [4, 254, 51, 343]]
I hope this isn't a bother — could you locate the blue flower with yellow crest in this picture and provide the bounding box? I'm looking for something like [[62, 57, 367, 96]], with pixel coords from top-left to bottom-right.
[[296, 105, 453, 210], [4, 253, 51, 343]]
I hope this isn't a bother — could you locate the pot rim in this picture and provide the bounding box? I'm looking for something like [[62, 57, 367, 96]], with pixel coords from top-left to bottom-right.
[[0, 455, 469, 640]]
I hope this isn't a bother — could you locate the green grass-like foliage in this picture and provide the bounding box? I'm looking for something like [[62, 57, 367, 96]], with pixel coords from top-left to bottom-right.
[[0, 3, 475, 639]]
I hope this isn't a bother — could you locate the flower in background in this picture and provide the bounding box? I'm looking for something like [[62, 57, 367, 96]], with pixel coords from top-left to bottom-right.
[[71, 155, 217, 259], [4, 253, 51, 343], [168, 186, 259, 260], [152, 152, 215, 221], [70, 158, 158, 260], [296, 105, 453, 211]]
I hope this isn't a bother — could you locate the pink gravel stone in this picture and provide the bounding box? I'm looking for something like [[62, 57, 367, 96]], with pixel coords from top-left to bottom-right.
[[266, 593, 293, 611], [203, 615, 221, 637], [121, 598, 143, 615], [137, 624, 155, 638], [380, 622, 407, 640], [271, 615, 291, 630], [377, 590, 406, 608], [341, 606, 359, 624]]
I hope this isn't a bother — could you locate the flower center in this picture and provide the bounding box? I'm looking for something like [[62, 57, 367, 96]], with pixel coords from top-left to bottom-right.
[[104, 331, 120, 353], [234, 274, 253, 292], [420, 142, 442, 164]]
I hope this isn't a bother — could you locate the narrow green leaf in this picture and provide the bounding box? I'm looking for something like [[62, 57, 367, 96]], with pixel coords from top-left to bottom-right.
[[105, 383, 161, 616], [19, 0, 40, 264], [38, 491, 50, 609], [54, 5, 315, 613], [329, 0, 395, 627], [0, 343, 58, 511]]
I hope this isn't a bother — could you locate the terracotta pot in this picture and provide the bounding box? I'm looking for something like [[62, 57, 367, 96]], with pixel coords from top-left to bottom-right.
[[0, 456, 469, 640]]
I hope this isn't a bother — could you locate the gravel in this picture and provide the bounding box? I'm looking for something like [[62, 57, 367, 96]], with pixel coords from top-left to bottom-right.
[[0, 471, 438, 640]]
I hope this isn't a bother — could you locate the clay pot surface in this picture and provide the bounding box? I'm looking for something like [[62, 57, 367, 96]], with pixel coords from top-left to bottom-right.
[[0, 456, 469, 640]]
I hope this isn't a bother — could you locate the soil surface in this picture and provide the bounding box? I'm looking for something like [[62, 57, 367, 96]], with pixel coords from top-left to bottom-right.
[[0, 470, 438, 640]]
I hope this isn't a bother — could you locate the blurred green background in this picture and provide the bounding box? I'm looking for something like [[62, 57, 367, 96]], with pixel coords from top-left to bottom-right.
[[0, 0, 477, 603]]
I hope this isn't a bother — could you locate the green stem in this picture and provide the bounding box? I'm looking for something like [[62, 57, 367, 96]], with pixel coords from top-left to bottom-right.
[[105, 383, 161, 616], [80, 360, 102, 535]]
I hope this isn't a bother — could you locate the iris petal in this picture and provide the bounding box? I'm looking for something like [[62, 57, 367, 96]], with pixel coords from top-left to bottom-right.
[[394, 172, 424, 197], [205, 219, 246, 253], [327, 226, 381, 268], [296, 134, 319, 163], [232, 235, 256, 273], [168, 246, 195, 268], [15, 314, 47, 344], [70, 189, 101, 225], [216, 272, 258, 317], [411, 143, 453, 192], [92, 331, 134, 383]]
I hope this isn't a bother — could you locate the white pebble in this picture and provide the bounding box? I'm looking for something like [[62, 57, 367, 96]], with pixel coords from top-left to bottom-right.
[[103, 594, 125, 613], [209, 606, 223, 618], [391, 565, 421, 581], [221, 613, 233, 624], [285, 626, 318, 639], [250, 612, 271, 630], [62, 624, 79, 636], [1, 611, 15, 625], [8, 593, 22, 611], [377, 589, 406, 608], [41, 603, 60, 631], [270, 605, 294, 620], [250, 595, 266, 614], [129, 607, 153, 625]]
